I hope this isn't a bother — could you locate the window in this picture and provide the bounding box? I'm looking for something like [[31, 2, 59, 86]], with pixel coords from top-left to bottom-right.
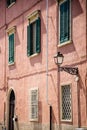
[[30, 88, 38, 121], [61, 85, 72, 121], [59, 0, 71, 44], [7, 0, 16, 7], [27, 10, 41, 56], [7, 27, 16, 64], [9, 33, 14, 64]]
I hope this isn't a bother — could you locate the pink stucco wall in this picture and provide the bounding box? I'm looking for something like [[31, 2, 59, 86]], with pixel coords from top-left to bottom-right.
[[0, 0, 87, 129]]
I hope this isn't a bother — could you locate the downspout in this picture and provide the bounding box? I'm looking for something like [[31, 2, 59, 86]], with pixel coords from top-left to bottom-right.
[[46, 0, 52, 130], [3, 2, 8, 130], [1, 4, 7, 130], [86, 0, 87, 126], [46, 0, 49, 105], [86, 0, 87, 59], [4, 4, 6, 129]]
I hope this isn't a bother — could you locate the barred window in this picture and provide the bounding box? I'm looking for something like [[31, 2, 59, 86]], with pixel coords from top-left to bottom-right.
[[61, 85, 72, 121]]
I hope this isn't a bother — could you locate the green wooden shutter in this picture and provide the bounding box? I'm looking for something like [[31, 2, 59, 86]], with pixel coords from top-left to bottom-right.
[[60, 0, 70, 43], [7, 0, 10, 7], [9, 34, 14, 63], [13, 0, 16, 2], [7, 0, 16, 7], [60, 3, 65, 43], [27, 25, 32, 56], [64, 0, 70, 41], [36, 17, 41, 53]]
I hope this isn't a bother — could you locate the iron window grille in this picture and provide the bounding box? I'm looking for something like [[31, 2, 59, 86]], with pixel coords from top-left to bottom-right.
[[61, 85, 72, 121]]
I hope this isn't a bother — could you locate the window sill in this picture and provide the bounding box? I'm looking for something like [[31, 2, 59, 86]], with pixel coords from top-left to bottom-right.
[[61, 119, 72, 123], [28, 53, 39, 58], [30, 118, 38, 122], [8, 62, 15, 66], [58, 40, 72, 48], [7, 2, 16, 8]]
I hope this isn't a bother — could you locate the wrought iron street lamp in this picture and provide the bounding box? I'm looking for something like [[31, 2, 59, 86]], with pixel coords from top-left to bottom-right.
[[54, 52, 78, 75]]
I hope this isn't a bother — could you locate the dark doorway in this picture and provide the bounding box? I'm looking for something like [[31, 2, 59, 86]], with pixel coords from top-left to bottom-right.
[[9, 90, 15, 130]]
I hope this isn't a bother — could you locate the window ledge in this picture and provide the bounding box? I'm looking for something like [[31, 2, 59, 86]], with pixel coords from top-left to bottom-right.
[[8, 62, 15, 66], [28, 53, 39, 58], [7, 2, 16, 8], [61, 119, 72, 123], [58, 40, 72, 48], [30, 118, 38, 122]]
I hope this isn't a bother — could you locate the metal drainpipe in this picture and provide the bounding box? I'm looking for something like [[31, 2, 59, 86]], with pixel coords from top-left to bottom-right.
[[4, 4, 6, 129], [3, 3, 7, 130], [46, 0, 49, 105], [85, 0, 87, 73], [46, 0, 52, 130]]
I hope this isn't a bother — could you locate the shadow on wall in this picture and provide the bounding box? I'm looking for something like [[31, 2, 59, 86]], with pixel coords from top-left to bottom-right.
[[77, 67, 87, 127], [39, 101, 42, 123], [58, 0, 84, 55], [72, 0, 83, 18], [16, 121, 19, 130]]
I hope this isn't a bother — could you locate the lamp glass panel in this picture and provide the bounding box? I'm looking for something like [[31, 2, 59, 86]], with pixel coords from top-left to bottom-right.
[[58, 56, 63, 64]]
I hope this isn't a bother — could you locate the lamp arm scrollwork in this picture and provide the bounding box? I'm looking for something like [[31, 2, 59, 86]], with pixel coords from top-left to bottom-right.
[[59, 66, 78, 75]]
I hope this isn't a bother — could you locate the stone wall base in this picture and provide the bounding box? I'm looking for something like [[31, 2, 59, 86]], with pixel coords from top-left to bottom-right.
[[0, 123, 87, 130]]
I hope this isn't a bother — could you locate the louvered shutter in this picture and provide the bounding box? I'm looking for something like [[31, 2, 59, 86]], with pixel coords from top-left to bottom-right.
[[32, 22, 36, 54], [60, 3, 64, 43], [9, 34, 14, 63], [27, 25, 32, 56], [36, 17, 41, 53], [60, 0, 70, 43], [64, 0, 70, 41], [30, 89, 38, 119]]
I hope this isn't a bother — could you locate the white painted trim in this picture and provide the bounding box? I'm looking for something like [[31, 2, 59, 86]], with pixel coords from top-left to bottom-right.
[[27, 10, 40, 24], [7, 26, 16, 35], [29, 53, 39, 58], [7, 2, 16, 8], [58, 40, 72, 47]]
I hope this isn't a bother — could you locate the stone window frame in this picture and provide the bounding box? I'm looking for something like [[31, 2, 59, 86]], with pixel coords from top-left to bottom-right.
[[7, 26, 16, 65], [58, 0, 72, 47], [27, 10, 41, 58]]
